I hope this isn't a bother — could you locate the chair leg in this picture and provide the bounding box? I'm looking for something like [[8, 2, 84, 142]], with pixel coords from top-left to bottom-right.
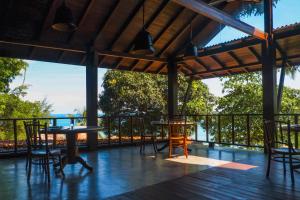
[[266, 152, 272, 178], [283, 154, 286, 176], [152, 137, 157, 153], [184, 139, 188, 159], [140, 136, 144, 154], [169, 140, 172, 158], [27, 155, 32, 181], [58, 155, 65, 177], [288, 153, 295, 183], [46, 155, 50, 184], [26, 155, 28, 171]]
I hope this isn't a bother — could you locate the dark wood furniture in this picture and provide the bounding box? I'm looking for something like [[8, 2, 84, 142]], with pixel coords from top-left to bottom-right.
[[48, 126, 102, 172], [24, 121, 64, 183], [264, 120, 300, 183], [139, 117, 158, 154]]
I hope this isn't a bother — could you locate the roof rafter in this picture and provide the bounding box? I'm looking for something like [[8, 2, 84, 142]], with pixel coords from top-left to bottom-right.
[[110, 0, 170, 70], [29, 0, 63, 58], [58, 0, 95, 61], [172, 0, 267, 40], [143, 0, 233, 72], [97, 0, 146, 67]]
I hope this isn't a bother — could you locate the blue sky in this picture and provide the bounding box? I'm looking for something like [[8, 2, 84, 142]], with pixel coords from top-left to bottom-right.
[[11, 0, 300, 114]]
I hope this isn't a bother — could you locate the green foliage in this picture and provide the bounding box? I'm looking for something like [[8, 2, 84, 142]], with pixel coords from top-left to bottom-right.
[[99, 70, 215, 116], [239, 0, 280, 17], [0, 58, 52, 140], [0, 58, 28, 93], [217, 72, 300, 114]]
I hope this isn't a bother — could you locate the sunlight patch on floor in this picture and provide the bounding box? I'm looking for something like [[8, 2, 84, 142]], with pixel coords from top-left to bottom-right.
[[165, 155, 258, 170]]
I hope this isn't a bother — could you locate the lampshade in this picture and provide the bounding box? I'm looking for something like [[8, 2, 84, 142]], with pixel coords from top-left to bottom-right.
[[52, 2, 77, 32], [131, 29, 155, 55], [184, 42, 198, 57]]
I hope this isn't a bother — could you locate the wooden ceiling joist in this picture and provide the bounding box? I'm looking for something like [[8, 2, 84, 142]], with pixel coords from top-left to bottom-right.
[[172, 0, 267, 40]]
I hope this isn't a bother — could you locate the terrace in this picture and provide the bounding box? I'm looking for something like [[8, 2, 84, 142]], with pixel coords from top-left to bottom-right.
[[0, 0, 300, 199]]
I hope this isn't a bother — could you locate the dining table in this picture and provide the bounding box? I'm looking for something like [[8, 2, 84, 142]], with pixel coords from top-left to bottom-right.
[[151, 120, 195, 152], [47, 126, 102, 171]]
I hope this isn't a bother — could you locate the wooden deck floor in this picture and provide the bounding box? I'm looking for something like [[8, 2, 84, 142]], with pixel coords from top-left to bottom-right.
[[0, 144, 299, 199], [109, 148, 300, 200]]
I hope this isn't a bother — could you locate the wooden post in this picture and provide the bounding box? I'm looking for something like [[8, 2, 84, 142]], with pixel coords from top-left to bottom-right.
[[167, 59, 178, 119], [262, 0, 276, 151], [86, 47, 98, 150]]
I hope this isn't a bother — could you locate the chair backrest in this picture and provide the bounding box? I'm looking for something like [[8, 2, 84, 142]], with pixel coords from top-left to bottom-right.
[[168, 116, 187, 138], [264, 120, 294, 153], [23, 121, 49, 152]]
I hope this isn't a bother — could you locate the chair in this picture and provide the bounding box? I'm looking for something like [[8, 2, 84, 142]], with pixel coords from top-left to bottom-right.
[[139, 117, 158, 154], [264, 120, 300, 183], [168, 117, 188, 158], [24, 121, 64, 183]]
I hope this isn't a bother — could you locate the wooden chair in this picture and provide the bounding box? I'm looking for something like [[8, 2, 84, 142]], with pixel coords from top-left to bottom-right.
[[168, 118, 188, 158], [264, 120, 300, 183], [24, 121, 64, 183], [139, 117, 158, 154]]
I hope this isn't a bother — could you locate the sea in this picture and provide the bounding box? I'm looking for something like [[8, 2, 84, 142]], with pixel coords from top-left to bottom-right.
[[50, 113, 82, 126], [49, 114, 207, 141]]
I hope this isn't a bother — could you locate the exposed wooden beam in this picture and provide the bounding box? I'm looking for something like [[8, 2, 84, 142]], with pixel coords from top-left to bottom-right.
[[248, 46, 261, 62], [97, 0, 146, 67], [192, 54, 300, 76], [142, 11, 199, 72], [143, 0, 232, 72], [228, 51, 248, 72], [58, 0, 95, 61], [172, 0, 267, 40], [29, 0, 63, 58], [79, 1, 123, 65], [0, 39, 86, 54], [194, 58, 210, 71], [97, 50, 167, 63], [0, 39, 166, 63], [181, 63, 196, 74], [111, 0, 170, 70]]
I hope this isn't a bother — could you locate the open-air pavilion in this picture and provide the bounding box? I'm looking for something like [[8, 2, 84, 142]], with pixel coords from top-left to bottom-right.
[[0, 0, 300, 199]]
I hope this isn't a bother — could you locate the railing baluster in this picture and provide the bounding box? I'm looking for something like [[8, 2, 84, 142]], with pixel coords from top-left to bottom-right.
[[232, 115, 235, 145], [247, 114, 250, 147], [195, 118, 198, 141], [108, 117, 111, 146], [294, 115, 299, 149], [53, 118, 57, 148], [218, 115, 221, 144], [130, 116, 133, 144], [70, 118, 75, 125], [118, 117, 121, 144], [205, 115, 209, 142], [13, 119, 17, 154]]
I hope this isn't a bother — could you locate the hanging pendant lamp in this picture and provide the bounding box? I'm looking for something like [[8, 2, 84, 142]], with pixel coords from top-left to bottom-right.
[[131, 3, 155, 55], [52, 1, 77, 32], [184, 23, 198, 57]]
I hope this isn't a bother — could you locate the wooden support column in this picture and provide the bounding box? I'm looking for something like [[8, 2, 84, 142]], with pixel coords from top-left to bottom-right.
[[86, 47, 98, 150], [262, 0, 276, 150], [167, 59, 178, 119]]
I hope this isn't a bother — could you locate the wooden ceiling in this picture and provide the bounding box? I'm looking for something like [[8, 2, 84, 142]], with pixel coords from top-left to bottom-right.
[[181, 22, 300, 79], [0, 0, 299, 79]]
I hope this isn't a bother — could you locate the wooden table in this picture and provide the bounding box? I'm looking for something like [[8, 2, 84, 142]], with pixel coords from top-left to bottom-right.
[[48, 126, 102, 171], [151, 120, 195, 152]]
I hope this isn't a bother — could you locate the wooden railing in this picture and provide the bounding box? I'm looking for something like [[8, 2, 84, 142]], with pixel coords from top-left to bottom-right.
[[0, 114, 299, 156]]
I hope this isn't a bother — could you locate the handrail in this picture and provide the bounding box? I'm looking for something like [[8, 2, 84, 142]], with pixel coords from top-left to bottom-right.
[[0, 113, 299, 156]]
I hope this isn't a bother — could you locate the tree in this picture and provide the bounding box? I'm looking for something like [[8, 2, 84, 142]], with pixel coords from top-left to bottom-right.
[[216, 72, 300, 146], [0, 58, 28, 93], [0, 57, 52, 140], [99, 70, 215, 116]]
